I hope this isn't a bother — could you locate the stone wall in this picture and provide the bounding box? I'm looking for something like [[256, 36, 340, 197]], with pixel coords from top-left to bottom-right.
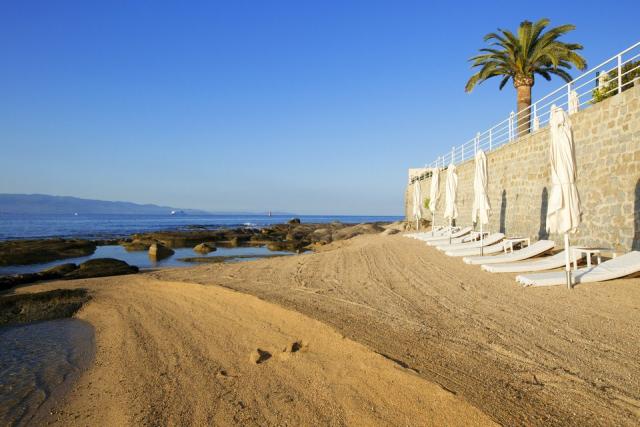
[[405, 84, 640, 251]]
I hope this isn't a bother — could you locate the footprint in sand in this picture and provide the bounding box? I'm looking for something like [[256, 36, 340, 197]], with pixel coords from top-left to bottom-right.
[[251, 341, 309, 364], [278, 340, 308, 360], [249, 349, 272, 364]]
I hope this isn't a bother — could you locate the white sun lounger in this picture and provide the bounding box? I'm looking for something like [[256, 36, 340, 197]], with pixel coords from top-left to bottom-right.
[[516, 251, 640, 286], [426, 232, 476, 247], [444, 241, 507, 257], [437, 233, 504, 252], [482, 250, 584, 273], [415, 226, 469, 242], [463, 240, 555, 265], [418, 226, 473, 244], [405, 226, 450, 239]]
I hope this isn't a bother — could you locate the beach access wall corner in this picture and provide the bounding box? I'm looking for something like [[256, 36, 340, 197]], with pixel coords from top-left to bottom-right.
[[405, 84, 640, 251]]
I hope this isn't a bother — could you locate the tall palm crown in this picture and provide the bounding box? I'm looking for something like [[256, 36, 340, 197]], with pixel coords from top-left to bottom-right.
[[465, 19, 587, 135]]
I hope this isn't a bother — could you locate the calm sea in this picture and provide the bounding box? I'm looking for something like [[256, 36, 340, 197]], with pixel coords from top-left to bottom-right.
[[0, 213, 402, 241]]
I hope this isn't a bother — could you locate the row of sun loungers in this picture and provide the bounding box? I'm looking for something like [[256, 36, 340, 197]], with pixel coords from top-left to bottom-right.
[[516, 251, 640, 286], [404, 227, 640, 287]]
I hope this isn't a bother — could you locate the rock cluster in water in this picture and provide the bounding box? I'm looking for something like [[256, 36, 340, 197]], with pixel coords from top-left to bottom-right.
[[0, 220, 407, 292], [0, 239, 97, 266], [0, 259, 138, 291]]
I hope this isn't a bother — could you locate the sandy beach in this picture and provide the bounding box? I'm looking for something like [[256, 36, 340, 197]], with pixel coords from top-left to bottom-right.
[[17, 233, 640, 426]]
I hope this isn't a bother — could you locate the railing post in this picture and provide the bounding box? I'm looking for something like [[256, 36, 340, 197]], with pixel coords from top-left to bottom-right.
[[475, 132, 480, 154], [451, 146, 455, 165], [509, 112, 515, 141], [567, 82, 572, 109], [617, 54, 623, 94], [489, 128, 492, 150]]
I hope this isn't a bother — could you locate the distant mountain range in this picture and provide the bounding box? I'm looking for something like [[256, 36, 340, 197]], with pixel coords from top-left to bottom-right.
[[0, 194, 213, 215], [0, 194, 295, 216]]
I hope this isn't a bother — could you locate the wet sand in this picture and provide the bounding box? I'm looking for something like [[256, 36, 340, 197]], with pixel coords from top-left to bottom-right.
[[17, 233, 640, 425]]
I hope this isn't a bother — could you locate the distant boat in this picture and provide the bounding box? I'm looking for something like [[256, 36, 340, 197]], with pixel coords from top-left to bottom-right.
[[170, 210, 186, 216], [73, 212, 78, 216], [268, 210, 272, 217]]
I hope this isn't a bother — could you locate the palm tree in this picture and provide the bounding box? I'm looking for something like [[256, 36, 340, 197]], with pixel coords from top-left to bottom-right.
[[465, 19, 587, 136]]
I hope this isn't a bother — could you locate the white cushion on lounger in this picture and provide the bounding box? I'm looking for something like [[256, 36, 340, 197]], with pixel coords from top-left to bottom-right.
[[438, 233, 504, 252], [445, 241, 507, 257], [415, 226, 472, 243], [516, 251, 640, 286], [482, 250, 583, 273], [463, 240, 555, 265]]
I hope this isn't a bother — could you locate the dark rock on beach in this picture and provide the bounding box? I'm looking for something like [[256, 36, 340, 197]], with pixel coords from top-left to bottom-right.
[[148, 243, 174, 260], [122, 228, 257, 250], [0, 239, 96, 266], [43, 263, 79, 276], [63, 258, 139, 280], [0, 259, 139, 292], [0, 288, 90, 326], [331, 223, 385, 241], [193, 243, 216, 253], [122, 239, 151, 252]]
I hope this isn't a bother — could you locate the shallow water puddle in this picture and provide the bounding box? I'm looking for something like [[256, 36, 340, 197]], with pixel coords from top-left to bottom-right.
[[0, 245, 293, 276], [0, 319, 95, 426]]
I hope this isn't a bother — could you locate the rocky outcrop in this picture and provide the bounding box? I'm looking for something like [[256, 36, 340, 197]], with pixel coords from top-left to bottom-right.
[[0, 259, 138, 291], [125, 228, 257, 249], [193, 243, 216, 253], [122, 239, 151, 251], [0, 288, 90, 326], [0, 220, 395, 292], [63, 258, 139, 280], [149, 244, 174, 260], [331, 223, 385, 241], [0, 239, 96, 266]]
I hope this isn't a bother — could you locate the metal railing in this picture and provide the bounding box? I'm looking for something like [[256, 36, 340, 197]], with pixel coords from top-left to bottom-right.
[[424, 40, 640, 170]]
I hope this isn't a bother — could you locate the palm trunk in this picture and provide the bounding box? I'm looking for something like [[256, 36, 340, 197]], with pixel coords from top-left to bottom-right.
[[516, 84, 532, 137]]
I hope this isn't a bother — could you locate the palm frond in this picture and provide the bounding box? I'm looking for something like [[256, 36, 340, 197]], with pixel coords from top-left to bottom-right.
[[465, 19, 586, 91]]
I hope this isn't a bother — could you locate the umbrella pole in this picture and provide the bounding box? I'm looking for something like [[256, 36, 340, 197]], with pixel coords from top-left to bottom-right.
[[432, 212, 435, 236], [480, 222, 484, 256], [564, 233, 572, 290], [449, 218, 452, 244]]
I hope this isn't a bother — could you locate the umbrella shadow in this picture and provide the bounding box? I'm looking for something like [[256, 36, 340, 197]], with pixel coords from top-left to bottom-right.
[[538, 187, 549, 240], [634, 179, 640, 250], [499, 190, 507, 234]]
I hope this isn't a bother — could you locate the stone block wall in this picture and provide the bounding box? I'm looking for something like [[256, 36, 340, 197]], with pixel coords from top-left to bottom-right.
[[405, 84, 640, 251]]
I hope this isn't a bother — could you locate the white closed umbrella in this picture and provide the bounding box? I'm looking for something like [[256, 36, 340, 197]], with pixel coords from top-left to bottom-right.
[[444, 163, 458, 243], [472, 149, 491, 255], [568, 90, 579, 114], [412, 181, 422, 230], [428, 167, 440, 235], [546, 105, 581, 289]]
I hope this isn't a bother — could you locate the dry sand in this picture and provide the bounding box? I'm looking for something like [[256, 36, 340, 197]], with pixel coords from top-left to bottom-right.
[[20, 233, 640, 425], [152, 234, 640, 426], [23, 274, 494, 425]]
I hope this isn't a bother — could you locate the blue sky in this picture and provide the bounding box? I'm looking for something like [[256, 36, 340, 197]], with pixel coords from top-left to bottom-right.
[[1, 1, 638, 215]]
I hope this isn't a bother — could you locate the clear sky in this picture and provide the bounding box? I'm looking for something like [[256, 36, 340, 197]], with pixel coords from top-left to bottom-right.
[[1, 1, 638, 215]]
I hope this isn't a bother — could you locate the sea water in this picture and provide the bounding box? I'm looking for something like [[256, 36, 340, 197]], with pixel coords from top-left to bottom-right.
[[0, 244, 294, 276], [0, 319, 95, 426], [0, 213, 402, 240]]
